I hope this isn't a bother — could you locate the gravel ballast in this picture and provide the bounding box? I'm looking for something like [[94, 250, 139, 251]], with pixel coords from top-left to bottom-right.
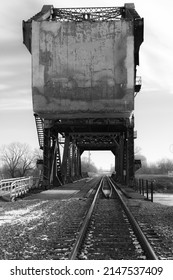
[[1, 184, 173, 259], [126, 198, 173, 259], [0, 198, 90, 260]]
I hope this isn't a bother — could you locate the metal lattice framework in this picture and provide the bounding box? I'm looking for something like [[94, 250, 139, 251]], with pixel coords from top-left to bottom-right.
[[52, 7, 124, 22]]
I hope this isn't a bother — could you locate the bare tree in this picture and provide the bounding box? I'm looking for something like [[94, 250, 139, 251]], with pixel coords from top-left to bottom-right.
[[135, 145, 147, 166], [81, 157, 98, 173], [33, 148, 43, 162], [0, 142, 34, 178], [157, 158, 173, 174]]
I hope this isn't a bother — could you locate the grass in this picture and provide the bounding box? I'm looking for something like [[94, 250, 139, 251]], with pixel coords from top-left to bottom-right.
[[135, 174, 173, 193]]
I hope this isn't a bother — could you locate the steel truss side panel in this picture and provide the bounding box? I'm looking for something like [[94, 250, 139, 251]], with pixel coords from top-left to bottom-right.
[[43, 128, 51, 188], [61, 135, 70, 183], [50, 137, 63, 186]]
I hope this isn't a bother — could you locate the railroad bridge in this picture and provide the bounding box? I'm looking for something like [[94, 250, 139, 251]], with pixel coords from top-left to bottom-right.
[[23, 3, 144, 188]]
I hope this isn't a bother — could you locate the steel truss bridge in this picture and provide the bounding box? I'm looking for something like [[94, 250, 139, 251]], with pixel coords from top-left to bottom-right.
[[23, 4, 144, 188]]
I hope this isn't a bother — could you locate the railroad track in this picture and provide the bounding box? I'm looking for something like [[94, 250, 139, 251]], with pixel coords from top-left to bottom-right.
[[68, 176, 158, 260]]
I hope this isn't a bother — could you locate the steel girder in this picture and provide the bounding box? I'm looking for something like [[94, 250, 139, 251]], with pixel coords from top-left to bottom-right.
[[42, 129, 82, 188], [60, 135, 82, 184], [40, 118, 135, 188]]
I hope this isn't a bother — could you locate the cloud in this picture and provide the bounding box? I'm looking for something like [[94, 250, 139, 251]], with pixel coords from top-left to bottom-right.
[[138, 24, 173, 94], [0, 38, 31, 110], [0, 84, 11, 91], [0, 95, 32, 111]]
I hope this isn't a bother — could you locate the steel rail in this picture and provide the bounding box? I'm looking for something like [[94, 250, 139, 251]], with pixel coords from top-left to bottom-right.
[[68, 177, 104, 260], [108, 177, 158, 260]]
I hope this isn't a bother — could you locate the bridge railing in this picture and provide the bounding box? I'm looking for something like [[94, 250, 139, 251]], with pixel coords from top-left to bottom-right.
[[0, 176, 40, 201], [0, 177, 25, 195]]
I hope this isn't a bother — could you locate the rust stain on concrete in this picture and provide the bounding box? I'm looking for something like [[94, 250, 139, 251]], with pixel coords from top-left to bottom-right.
[[32, 20, 134, 118]]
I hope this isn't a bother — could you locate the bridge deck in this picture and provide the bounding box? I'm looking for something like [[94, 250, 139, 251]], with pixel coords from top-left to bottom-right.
[[23, 178, 97, 200]]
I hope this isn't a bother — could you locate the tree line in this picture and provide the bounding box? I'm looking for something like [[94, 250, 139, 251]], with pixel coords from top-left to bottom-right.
[[135, 146, 173, 175], [0, 142, 98, 179], [136, 159, 173, 175]]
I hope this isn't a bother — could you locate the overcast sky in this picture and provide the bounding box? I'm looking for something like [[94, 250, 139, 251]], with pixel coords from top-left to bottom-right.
[[0, 0, 173, 169]]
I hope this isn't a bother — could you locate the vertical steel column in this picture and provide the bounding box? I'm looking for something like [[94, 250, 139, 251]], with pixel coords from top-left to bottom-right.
[[74, 146, 78, 178], [61, 135, 70, 184], [71, 142, 76, 179], [73, 145, 78, 179], [127, 127, 134, 186], [56, 137, 62, 184], [50, 137, 56, 186], [77, 148, 82, 177], [68, 143, 72, 180], [123, 132, 128, 185], [71, 143, 81, 180], [119, 135, 124, 182], [43, 127, 51, 189], [50, 137, 62, 187], [126, 132, 129, 185]]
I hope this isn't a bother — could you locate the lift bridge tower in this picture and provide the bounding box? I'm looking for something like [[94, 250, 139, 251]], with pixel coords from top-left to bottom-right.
[[23, 3, 143, 188]]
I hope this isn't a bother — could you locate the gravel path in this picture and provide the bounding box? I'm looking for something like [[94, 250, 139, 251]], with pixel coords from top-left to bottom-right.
[[0, 198, 89, 260]]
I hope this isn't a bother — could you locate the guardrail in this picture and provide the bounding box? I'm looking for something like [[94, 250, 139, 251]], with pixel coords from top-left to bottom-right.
[[134, 178, 154, 202], [0, 176, 40, 201], [0, 177, 25, 196]]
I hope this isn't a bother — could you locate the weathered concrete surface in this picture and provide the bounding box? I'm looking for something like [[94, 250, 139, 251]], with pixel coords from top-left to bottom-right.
[[32, 20, 134, 119]]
